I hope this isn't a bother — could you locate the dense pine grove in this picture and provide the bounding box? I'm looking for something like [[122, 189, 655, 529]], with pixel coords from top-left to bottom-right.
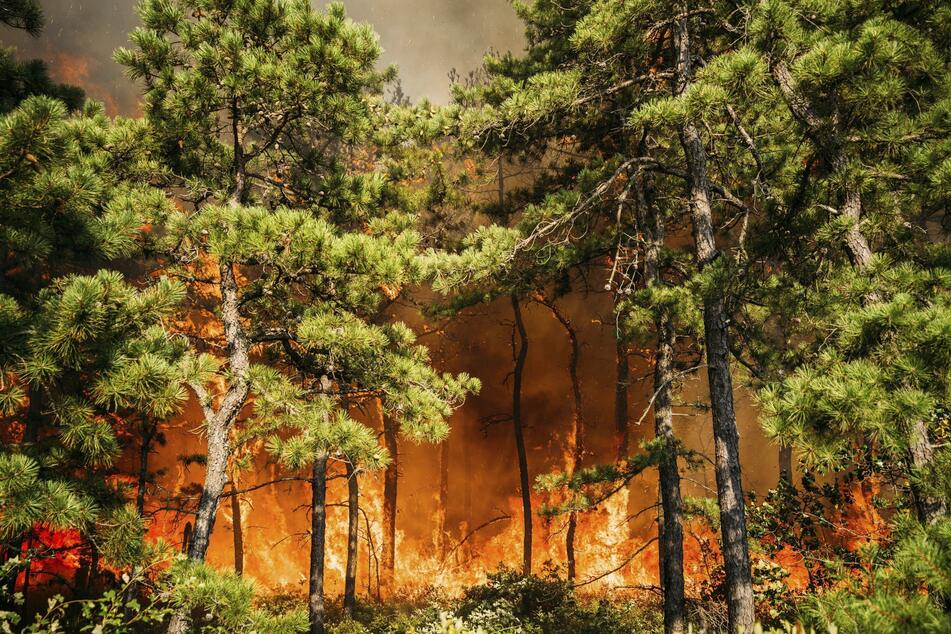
[[0, 0, 949, 632]]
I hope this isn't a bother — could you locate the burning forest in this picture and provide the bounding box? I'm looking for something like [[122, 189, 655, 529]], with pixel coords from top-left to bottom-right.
[[1, 1, 950, 633]]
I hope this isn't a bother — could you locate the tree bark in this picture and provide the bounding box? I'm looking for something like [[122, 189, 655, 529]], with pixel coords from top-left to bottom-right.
[[510, 293, 533, 576], [463, 428, 472, 530], [770, 59, 948, 531], [187, 262, 251, 562], [635, 168, 686, 633], [615, 337, 630, 462], [309, 455, 329, 634], [541, 299, 583, 582], [654, 296, 686, 634], [168, 89, 252, 634], [381, 413, 398, 596], [136, 418, 156, 515], [18, 534, 32, 620], [437, 437, 450, 558], [672, 13, 755, 632], [908, 418, 947, 525], [188, 417, 230, 561], [344, 461, 359, 615], [230, 479, 244, 576], [779, 445, 793, 485]]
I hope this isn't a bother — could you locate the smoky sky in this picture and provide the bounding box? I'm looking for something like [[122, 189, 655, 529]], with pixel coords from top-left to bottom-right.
[[1, 1, 524, 114]]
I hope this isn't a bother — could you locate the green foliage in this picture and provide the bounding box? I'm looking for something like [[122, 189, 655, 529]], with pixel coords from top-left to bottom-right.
[[2, 0, 949, 630], [165, 558, 258, 631], [0, 48, 85, 114], [535, 437, 702, 517], [299, 569, 661, 634], [451, 568, 659, 634], [115, 0, 391, 203], [0, 0, 43, 35], [115, 0, 478, 489], [759, 262, 951, 499], [0, 89, 182, 596], [0, 97, 169, 286]]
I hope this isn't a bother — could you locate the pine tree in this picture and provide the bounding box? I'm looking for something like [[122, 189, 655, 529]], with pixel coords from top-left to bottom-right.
[[0, 3, 84, 113], [0, 0, 42, 35], [432, 0, 763, 629], [0, 95, 186, 611], [707, 0, 951, 527], [117, 3, 477, 632], [115, 0, 397, 569]]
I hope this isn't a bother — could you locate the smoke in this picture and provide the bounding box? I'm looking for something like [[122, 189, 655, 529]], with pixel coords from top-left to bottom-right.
[[0, 1, 525, 114]]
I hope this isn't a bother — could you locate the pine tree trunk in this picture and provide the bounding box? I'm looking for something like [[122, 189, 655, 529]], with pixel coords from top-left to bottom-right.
[[463, 429, 472, 529], [381, 413, 398, 596], [344, 461, 359, 615], [542, 299, 584, 582], [437, 438, 450, 558], [23, 383, 43, 444], [615, 337, 630, 462], [655, 311, 686, 634], [672, 13, 754, 632], [136, 419, 155, 515], [635, 168, 686, 633], [188, 261, 251, 562], [770, 61, 875, 272], [779, 445, 793, 485], [908, 418, 947, 525], [18, 534, 32, 619], [309, 455, 329, 634], [230, 479, 244, 576], [188, 421, 230, 562], [510, 293, 533, 576], [168, 262, 251, 634]]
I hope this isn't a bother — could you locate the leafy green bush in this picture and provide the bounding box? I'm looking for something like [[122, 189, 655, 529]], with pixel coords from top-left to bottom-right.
[[451, 567, 660, 634]]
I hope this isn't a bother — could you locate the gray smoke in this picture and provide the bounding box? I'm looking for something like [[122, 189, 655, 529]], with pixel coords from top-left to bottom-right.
[[0, 1, 524, 114]]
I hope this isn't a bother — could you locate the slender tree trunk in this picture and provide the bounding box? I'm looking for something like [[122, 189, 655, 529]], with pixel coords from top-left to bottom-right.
[[908, 419, 947, 525], [635, 168, 686, 633], [23, 385, 43, 444], [76, 543, 100, 598], [510, 294, 533, 576], [168, 262, 251, 634], [779, 446, 793, 485], [437, 438, 450, 558], [181, 523, 191, 554], [344, 462, 359, 615], [463, 428, 472, 532], [18, 534, 32, 620], [542, 299, 584, 582], [136, 419, 155, 515], [381, 413, 398, 596], [672, 14, 754, 632], [188, 262, 251, 562], [179, 102, 250, 566], [309, 455, 329, 634], [655, 312, 686, 634], [615, 337, 630, 461], [188, 421, 230, 561], [230, 479, 244, 576]]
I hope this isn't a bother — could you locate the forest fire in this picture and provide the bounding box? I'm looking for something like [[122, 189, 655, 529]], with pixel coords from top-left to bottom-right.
[[2, 1, 949, 633]]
